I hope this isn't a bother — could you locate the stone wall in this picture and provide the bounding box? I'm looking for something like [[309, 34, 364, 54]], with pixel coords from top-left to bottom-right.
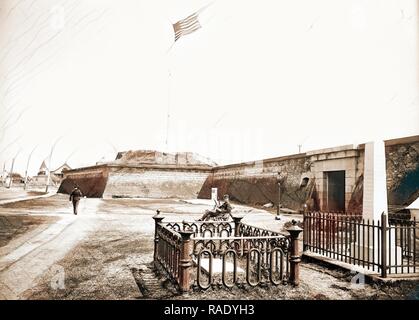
[[199, 136, 419, 212], [198, 155, 316, 211], [102, 165, 212, 199], [198, 146, 366, 212], [58, 165, 109, 198], [385, 137, 419, 206]]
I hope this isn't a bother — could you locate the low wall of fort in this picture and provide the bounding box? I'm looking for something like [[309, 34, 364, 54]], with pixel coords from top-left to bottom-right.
[[58, 165, 110, 198], [198, 154, 314, 211], [198, 136, 419, 212], [58, 136, 419, 210], [385, 136, 419, 206], [102, 165, 212, 199]]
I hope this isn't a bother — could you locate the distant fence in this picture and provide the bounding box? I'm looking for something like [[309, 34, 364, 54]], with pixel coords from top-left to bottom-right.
[[153, 214, 302, 292], [303, 212, 418, 277]]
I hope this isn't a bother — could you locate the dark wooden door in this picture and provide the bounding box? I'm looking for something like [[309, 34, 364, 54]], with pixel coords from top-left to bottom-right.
[[327, 171, 345, 212]]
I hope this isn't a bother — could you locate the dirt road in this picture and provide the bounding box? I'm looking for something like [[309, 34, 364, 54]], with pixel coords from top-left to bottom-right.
[[0, 195, 417, 300]]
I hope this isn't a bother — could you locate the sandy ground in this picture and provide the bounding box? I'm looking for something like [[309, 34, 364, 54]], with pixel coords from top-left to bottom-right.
[[0, 194, 417, 300], [0, 187, 45, 202], [0, 214, 58, 247], [0, 186, 58, 207]]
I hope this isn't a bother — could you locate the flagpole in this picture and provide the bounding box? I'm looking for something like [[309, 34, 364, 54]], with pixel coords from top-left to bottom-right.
[[164, 2, 213, 152], [165, 67, 171, 152]]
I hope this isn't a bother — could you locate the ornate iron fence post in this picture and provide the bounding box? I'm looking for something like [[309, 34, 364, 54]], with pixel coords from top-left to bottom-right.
[[287, 220, 303, 286], [153, 210, 164, 262], [276, 181, 281, 220], [178, 229, 194, 292], [232, 216, 244, 237], [381, 212, 388, 278]]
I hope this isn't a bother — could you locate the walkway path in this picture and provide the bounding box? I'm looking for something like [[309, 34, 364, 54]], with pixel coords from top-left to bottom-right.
[[0, 197, 100, 299]]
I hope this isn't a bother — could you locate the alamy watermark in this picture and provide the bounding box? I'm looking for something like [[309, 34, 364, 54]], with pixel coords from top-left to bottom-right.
[[350, 266, 365, 289], [50, 264, 65, 290], [50, 5, 66, 30]]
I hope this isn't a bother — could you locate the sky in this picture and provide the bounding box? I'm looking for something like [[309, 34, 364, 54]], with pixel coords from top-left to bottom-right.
[[0, 0, 418, 176]]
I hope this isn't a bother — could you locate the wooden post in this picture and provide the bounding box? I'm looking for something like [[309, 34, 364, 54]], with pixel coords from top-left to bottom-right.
[[152, 210, 164, 262], [287, 220, 303, 286], [178, 229, 194, 292], [276, 182, 281, 219]]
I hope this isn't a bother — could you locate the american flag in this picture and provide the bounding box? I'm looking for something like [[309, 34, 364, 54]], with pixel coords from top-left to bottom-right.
[[172, 11, 202, 42]]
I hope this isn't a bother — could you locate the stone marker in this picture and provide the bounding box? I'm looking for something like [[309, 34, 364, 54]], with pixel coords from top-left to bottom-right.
[[211, 188, 218, 202], [353, 141, 401, 273], [362, 140, 388, 221]]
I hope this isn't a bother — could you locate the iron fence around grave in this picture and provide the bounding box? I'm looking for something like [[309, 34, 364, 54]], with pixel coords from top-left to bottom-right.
[[153, 214, 302, 292], [303, 212, 418, 277]]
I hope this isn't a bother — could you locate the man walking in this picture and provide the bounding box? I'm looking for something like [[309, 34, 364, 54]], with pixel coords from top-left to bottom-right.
[[69, 185, 83, 215]]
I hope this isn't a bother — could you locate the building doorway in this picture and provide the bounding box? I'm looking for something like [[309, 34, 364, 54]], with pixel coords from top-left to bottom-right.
[[326, 171, 345, 212]]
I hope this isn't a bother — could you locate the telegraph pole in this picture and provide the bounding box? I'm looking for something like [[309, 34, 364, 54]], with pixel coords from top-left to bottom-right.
[[46, 137, 62, 193], [45, 148, 53, 193], [8, 157, 15, 189], [1, 162, 5, 187], [24, 146, 37, 190], [8, 149, 21, 189]]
